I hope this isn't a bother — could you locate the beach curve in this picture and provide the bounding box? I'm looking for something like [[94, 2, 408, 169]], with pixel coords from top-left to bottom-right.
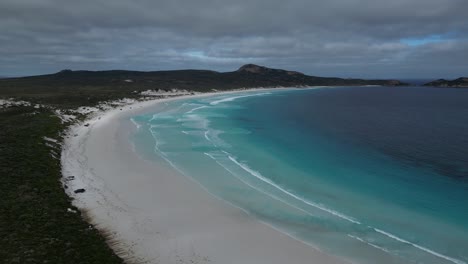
[[60, 90, 348, 264]]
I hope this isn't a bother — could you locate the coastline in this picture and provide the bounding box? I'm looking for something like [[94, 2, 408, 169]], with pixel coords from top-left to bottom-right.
[[61, 90, 348, 264]]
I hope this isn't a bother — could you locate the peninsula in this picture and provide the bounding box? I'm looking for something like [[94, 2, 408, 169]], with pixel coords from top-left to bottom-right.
[[423, 77, 468, 88]]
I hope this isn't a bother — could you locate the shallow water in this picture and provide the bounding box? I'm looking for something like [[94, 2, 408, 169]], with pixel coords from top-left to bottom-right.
[[130, 87, 468, 264]]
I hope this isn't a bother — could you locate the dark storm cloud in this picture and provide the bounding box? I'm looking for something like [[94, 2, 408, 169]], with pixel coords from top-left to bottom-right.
[[0, 0, 467, 78]]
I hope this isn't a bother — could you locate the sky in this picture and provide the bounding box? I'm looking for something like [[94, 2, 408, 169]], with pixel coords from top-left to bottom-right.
[[0, 0, 467, 79]]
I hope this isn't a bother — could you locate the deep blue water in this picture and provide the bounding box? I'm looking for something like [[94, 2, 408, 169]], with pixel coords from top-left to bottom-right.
[[131, 87, 468, 264]]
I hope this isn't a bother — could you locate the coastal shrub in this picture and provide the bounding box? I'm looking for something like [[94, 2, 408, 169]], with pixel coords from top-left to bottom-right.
[[0, 107, 123, 264]]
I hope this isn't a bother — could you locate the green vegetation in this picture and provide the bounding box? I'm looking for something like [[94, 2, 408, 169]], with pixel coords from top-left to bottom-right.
[[0, 106, 123, 264]]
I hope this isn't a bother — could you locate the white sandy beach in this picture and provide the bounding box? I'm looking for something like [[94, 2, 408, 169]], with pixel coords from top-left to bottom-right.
[[61, 92, 348, 264]]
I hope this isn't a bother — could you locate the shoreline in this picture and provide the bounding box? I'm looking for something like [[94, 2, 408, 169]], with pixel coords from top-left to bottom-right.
[[61, 89, 348, 264]]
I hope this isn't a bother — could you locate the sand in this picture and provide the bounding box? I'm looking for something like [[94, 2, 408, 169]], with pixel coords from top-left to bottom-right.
[[61, 92, 348, 264]]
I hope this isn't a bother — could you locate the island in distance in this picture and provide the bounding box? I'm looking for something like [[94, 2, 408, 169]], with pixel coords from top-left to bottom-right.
[[423, 77, 468, 88]]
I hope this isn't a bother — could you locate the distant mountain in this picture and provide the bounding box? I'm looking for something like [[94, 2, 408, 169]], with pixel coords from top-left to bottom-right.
[[423, 77, 468, 88], [234, 64, 406, 87], [237, 64, 303, 75], [0, 64, 407, 106], [0, 64, 407, 91]]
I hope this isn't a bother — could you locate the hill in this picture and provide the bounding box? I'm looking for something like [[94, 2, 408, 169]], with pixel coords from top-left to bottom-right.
[[423, 77, 468, 88], [0, 64, 407, 107]]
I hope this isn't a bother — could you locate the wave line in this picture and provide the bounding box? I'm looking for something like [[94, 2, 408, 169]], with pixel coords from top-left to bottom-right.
[[374, 228, 466, 264], [223, 151, 361, 225], [347, 234, 392, 254], [210, 92, 271, 105]]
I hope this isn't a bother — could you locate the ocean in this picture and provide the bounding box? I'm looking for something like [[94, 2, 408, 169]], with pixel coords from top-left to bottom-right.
[[130, 87, 468, 264]]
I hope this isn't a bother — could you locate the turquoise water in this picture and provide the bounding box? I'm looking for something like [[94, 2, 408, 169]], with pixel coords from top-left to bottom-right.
[[130, 87, 468, 264]]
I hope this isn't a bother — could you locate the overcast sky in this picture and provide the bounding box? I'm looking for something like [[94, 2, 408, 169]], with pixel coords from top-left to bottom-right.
[[1, 0, 467, 78]]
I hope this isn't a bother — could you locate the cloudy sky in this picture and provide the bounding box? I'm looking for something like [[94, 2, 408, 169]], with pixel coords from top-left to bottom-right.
[[1, 0, 467, 78]]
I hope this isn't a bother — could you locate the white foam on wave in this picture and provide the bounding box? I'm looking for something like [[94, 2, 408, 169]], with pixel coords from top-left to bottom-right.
[[176, 113, 209, 130], [347, 234, 392, 254], [203, 129, 230, 148], [224, 150, 466, 264], [209, 92, 271, 105], [149, 113, 174, 122], [204, 131, 210, 141], [373, 228, 466, 264], [148, 128, 166, 147], [222, 151, 362, 225], [149, 124, 173, 129], [147, 127, 191, 181], [186, 105, 208, 114], [204, 151, 315, 217], [219, 150, 466, 263]]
